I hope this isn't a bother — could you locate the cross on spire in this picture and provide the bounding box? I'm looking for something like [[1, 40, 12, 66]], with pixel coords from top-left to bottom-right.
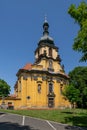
[[44, 15, 48, 23]]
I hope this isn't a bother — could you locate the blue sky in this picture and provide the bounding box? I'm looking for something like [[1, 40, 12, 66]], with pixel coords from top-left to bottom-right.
[[0, 0, 87, 93]]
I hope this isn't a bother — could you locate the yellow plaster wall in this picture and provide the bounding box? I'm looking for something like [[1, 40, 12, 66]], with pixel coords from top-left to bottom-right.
[[53, 61, 63, 72], [36, 58, 63, 73], [35, 46, 58, 60], [20, 75, 69, 108], [52, 49, 58, 59], [0, 74, 70, 109]]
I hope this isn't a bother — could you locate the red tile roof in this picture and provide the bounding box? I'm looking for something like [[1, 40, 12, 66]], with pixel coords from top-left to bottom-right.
[[9, 94, 17, 98], [22, 63, 32, 70]]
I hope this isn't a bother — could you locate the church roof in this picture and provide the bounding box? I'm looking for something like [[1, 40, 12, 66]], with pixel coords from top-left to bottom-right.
[[38, 18, 54, 45], [16, 63, 32, 77], [40, 35, 53, 42], [22, 63, 32, 70]]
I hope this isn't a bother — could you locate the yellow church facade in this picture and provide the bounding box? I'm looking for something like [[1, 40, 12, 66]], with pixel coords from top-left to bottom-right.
[[0, 19, 70, 109]]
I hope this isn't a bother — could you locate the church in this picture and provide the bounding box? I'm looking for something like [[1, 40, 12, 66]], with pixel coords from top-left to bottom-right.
[[0, 19, 70, 109]]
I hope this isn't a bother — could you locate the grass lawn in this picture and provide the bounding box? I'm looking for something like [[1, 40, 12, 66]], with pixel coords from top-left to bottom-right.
[[0, 108, 87, 127]]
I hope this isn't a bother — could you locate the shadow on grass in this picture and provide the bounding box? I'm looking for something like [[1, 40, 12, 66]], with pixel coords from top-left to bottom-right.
[[65, 115, 87, 126], [62, 111, 73, 114], [0, 122, 39, 130], [61, 110, 87, 128], [64, 116, 87, 130]]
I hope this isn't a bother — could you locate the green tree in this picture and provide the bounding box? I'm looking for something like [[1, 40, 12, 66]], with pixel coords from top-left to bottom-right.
[[0, 79, 11, 97], [63, 85, 80, 108], [68, 1, 87, 62], [69, 66, 87, 108]]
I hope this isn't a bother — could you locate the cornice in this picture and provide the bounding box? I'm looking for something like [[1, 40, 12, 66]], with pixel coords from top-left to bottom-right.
[[34, 53, 61, 64], [16, 68, 69, 80]]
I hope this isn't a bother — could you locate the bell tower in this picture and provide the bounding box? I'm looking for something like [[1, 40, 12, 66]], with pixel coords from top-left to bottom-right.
[[34, 18, 64, 73]]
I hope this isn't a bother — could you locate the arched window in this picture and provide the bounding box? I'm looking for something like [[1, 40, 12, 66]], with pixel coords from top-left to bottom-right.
[[60, 86, 62, 94], [19, 81, 21, 92], [49, 83, 53, 93], [49, 47, 52, 57], [37, 84, 41, 93], [60, 82, 63, 95], [49, 60, 53, 68]]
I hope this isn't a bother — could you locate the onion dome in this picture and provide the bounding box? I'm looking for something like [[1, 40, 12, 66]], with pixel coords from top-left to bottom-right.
[[38, 17, 54, 45]]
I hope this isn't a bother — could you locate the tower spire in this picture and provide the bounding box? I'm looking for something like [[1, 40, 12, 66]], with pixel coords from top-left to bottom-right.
[[38, 17, 54, 45], [43, 16, 49, 36]]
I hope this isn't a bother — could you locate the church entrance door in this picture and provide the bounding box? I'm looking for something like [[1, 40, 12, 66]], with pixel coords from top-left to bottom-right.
[[48, 97, 54, 108]]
